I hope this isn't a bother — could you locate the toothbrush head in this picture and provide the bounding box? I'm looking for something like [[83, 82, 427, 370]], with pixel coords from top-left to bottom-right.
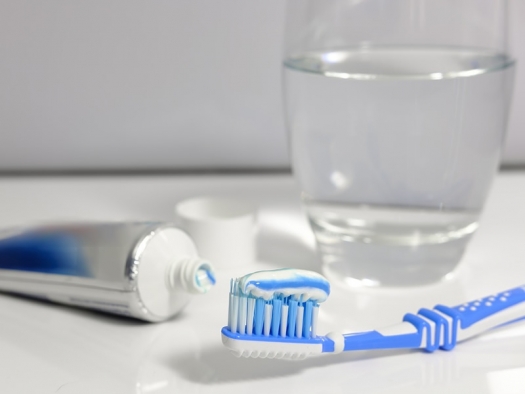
[[221, 268, 334, 359]]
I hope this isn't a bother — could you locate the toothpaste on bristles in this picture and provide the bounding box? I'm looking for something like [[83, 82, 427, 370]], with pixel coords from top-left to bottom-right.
[[227, 268, 330, 340]]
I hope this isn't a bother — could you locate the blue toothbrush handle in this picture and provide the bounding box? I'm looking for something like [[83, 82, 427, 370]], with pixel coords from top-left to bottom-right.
[[441, 284, 525, 329], [342, 284, 525, 353]]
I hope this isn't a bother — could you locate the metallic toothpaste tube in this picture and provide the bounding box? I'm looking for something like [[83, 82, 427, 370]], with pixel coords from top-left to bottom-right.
[[0, 222, 216, 322]]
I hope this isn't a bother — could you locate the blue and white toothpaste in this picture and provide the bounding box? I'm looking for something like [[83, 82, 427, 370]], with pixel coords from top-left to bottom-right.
[[238, 268, 330, 302]]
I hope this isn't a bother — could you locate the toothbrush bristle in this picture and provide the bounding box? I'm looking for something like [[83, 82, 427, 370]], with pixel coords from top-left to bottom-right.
[[227, 278, 320, 339]]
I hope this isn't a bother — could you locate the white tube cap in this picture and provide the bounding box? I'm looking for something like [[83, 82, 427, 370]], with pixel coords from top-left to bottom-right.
[[175, 197, 257, 268]]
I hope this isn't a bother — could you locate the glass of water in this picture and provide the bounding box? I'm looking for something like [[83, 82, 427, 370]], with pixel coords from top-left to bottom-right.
[[284, 0, 515, 287]]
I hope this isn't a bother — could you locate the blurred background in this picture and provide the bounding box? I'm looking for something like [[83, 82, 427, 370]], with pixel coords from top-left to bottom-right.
[[0, 0, 523, 172]]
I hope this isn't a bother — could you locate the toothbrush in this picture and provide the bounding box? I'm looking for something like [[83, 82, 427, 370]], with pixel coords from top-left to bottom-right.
[[221, 269, 525, 360]]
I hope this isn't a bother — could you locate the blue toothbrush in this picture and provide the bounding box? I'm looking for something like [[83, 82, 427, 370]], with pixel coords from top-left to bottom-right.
[[221, 269, 525, 359]]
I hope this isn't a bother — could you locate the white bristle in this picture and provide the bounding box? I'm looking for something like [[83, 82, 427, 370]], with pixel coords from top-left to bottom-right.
[[238, 296, 247, 334], [280, 304, 289, 337], [246, 297, 255, 335], [263, 303, 272, 336], [228, 279, 238, 332], [228, 292, 234, 330], [296, 305, 304, 338], [231, 294, 239, 334], [312, 306, 319, 337]]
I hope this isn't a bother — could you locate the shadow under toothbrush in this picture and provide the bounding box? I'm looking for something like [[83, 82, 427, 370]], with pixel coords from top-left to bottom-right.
[[168, 328, 525, 388], [167, 344, 415, 384]]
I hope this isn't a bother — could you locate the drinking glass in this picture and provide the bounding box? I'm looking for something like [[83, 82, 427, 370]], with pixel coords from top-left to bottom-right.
[[283, 0, 515, 287]]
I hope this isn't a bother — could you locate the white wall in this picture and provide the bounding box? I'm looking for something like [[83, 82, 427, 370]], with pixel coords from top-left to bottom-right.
[[504, 0, 525, 165], [0, 0, 523, 171], [0, 0, 289, 171]]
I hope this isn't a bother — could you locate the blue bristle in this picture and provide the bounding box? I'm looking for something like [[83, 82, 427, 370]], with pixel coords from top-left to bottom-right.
[[271, 296, 282, 336], [254, 297, 264, 335], [303, 301, 313, 338], [287, 299, 298, 337]]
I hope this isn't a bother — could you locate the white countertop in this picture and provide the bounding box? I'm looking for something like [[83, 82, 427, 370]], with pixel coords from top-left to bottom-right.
[[1, 172, 525, 394]]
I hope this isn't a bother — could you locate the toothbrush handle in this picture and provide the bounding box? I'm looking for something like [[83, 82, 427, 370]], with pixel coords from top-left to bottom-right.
[[439, 284, 525, 339], [404, 284, 525, 352]]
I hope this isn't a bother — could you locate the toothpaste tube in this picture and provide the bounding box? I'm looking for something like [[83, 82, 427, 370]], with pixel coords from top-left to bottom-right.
[[0, 222, 216, 322]]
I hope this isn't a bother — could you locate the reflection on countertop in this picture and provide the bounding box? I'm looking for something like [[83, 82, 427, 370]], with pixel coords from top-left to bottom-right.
[[0, 173, 524, 393]]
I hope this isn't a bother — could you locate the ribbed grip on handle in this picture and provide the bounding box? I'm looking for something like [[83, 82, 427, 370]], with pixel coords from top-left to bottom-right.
[[403, 307, 458, 352]]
